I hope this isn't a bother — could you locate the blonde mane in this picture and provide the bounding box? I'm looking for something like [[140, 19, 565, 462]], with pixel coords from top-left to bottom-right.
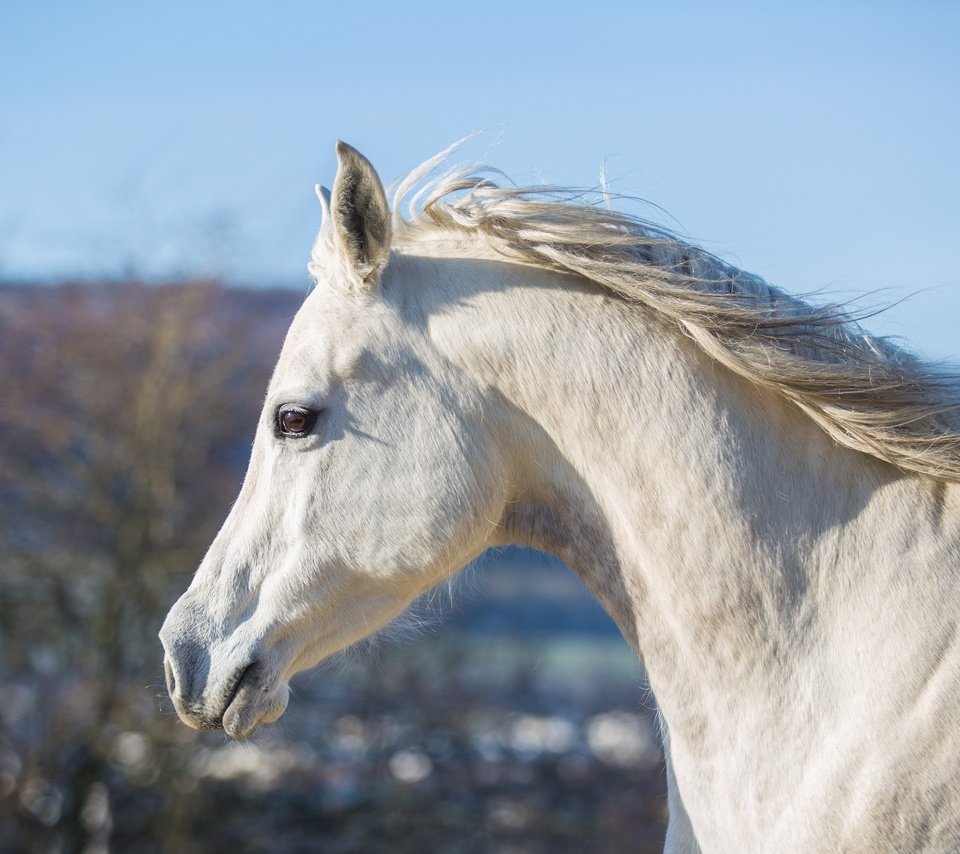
[[390, 152, 960, 483]]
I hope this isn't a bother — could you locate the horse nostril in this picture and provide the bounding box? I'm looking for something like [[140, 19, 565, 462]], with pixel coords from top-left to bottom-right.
[[164, 656, 177, 698]]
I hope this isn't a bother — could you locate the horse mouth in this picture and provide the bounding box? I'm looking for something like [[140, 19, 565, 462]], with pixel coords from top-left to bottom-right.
[[220, 662, 255, 723], [220, 661, 289, 740]]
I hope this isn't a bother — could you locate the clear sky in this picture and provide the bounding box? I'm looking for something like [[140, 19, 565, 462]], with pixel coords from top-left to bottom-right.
[[2, 1, 958, 358]]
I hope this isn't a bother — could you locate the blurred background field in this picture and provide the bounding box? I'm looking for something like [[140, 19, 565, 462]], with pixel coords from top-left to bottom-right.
[[2, 2, 957, 851], [0, 281, 666, 853]]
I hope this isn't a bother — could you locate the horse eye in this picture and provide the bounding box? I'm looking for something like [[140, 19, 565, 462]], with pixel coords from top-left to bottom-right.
[[277, 406, 316, 437]]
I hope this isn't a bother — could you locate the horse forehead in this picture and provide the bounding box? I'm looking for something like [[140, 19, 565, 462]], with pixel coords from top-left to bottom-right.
[[286, 287, 367, 347], [272, 292, 383, 386]]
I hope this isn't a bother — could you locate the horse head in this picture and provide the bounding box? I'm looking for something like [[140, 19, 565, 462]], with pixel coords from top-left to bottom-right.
[[159, 143, 511, 738]]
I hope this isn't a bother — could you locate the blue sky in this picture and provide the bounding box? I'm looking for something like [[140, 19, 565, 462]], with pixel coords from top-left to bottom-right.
[[2, 1, 958, 358]]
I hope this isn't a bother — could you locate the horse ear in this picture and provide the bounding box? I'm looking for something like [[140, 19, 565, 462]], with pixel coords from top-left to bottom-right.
[[315, 184, 332, 228], [330, 141, 392, 290]]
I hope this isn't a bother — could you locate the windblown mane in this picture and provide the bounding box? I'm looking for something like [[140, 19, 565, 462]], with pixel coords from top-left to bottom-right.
[[388, 149, 960, 483]]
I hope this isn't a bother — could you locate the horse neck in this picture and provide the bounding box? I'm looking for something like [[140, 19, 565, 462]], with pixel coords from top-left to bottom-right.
[[404, 249, 960, 846], [411, 250, 959, 715]]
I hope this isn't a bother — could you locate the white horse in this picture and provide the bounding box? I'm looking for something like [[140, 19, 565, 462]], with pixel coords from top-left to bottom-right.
[[161, 142, 960, 852]]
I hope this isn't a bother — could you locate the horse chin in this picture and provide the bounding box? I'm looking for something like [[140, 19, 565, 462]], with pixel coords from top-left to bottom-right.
[[221, 669, 290, 740]]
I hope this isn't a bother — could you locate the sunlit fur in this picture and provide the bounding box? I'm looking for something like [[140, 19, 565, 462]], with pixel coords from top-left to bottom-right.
[[163, 142, 960, 852]]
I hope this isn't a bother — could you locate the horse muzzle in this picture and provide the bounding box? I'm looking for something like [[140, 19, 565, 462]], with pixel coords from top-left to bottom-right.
[[159, 596, 290, 739]]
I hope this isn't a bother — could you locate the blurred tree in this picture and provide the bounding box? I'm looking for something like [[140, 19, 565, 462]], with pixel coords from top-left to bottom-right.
[[0, 281, 281, 852]]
